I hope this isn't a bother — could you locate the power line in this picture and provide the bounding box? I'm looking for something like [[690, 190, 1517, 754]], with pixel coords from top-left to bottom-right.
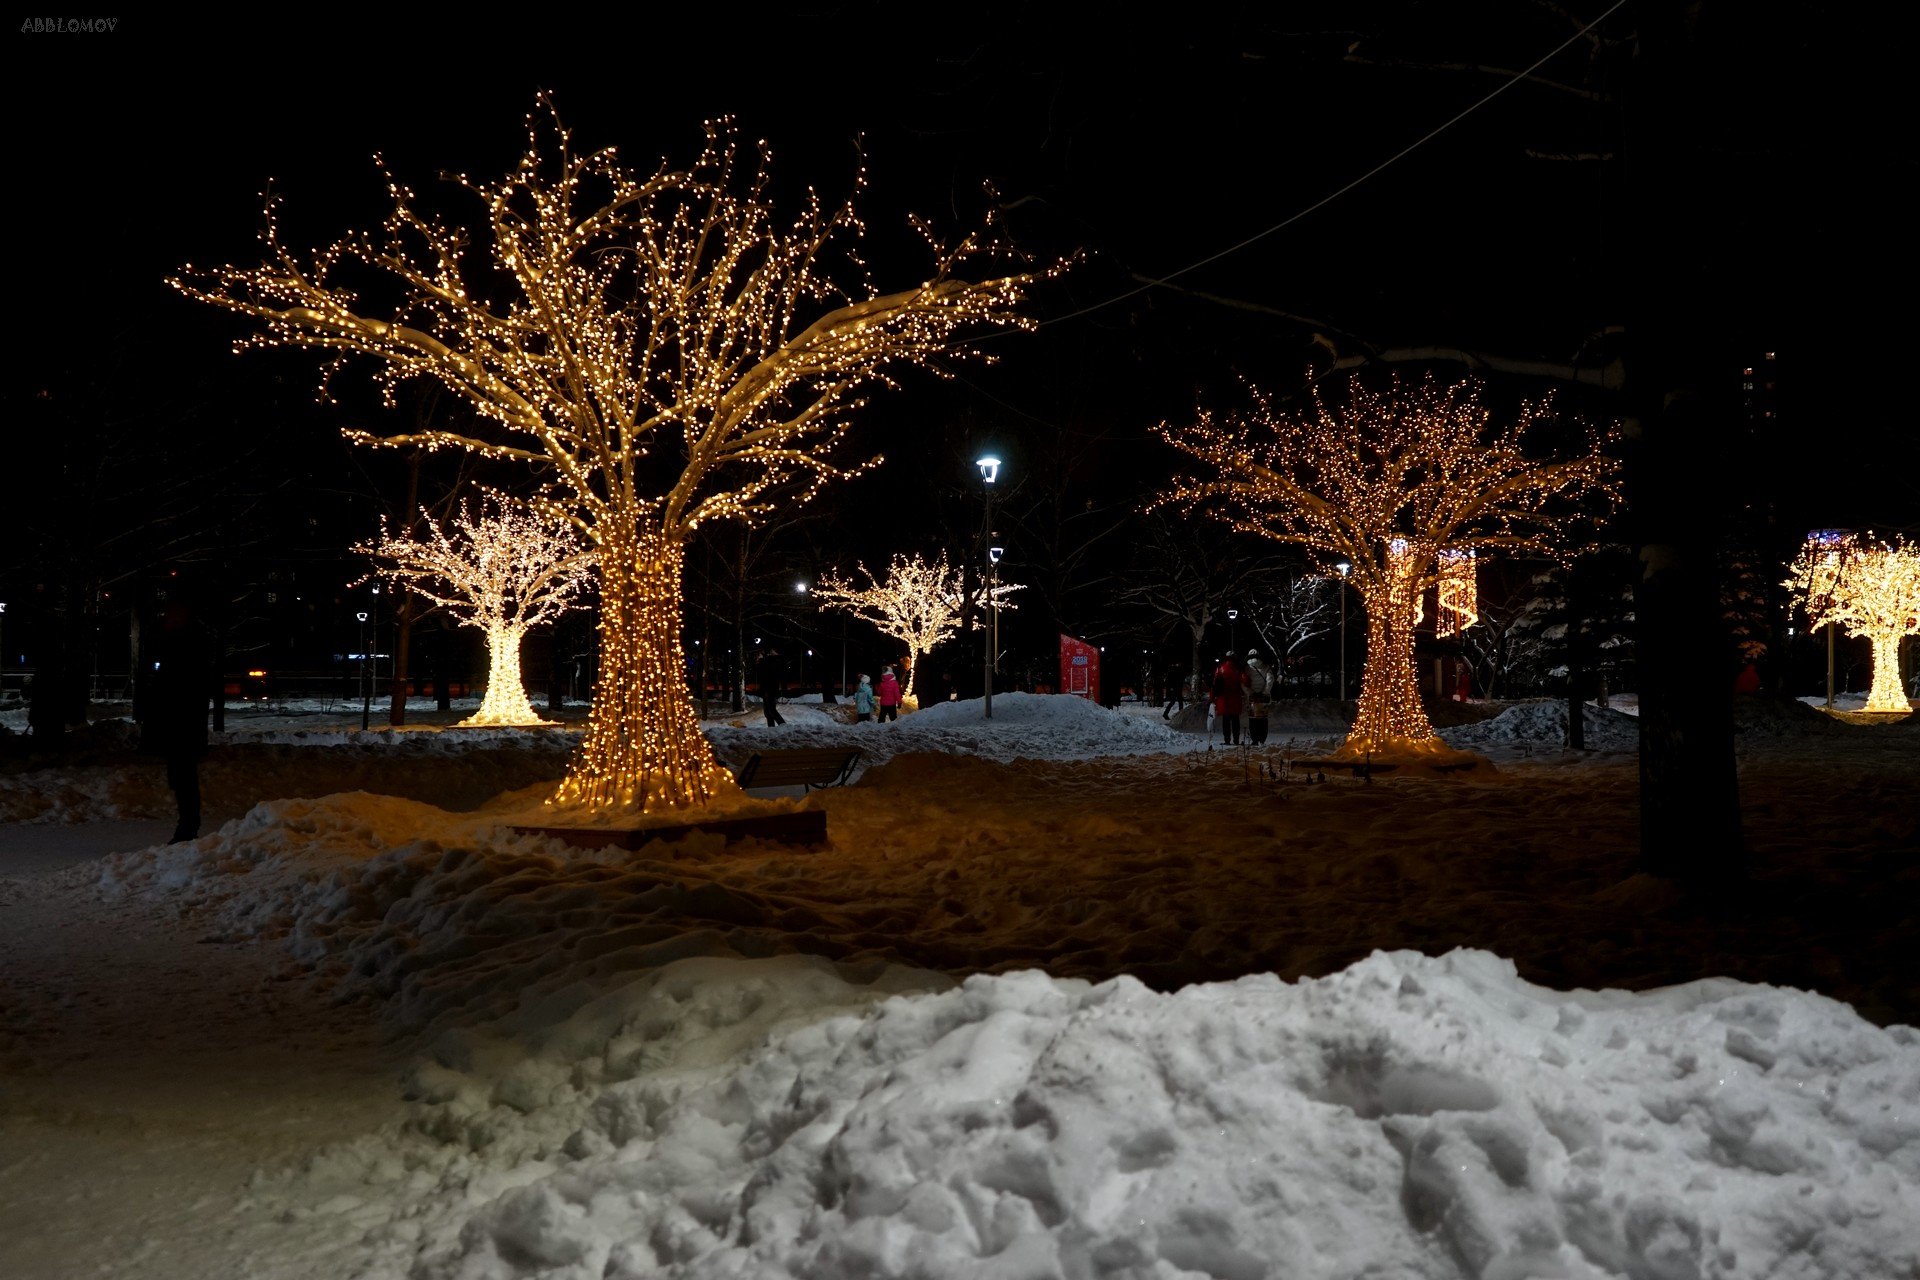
[[1035, 0, 1628, 329]]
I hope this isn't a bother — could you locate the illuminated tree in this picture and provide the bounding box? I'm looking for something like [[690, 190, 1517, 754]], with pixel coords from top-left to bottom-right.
[[356, 494, 592, 726], [1156, 375, 1621, 757], [1785, 533, 1920, 713], [812, 551, 1019, 708], [172, 106, 1057, 811]]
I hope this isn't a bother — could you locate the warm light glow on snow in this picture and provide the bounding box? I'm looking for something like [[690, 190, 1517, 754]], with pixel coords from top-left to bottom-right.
[[173, 103, 1064, 812], [1785, 531, 1920, 713], [1155, 375, 1619, 757]]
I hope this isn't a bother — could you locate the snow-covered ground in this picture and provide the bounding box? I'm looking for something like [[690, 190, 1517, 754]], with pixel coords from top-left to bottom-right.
[[3, 692, 1917, 1278]]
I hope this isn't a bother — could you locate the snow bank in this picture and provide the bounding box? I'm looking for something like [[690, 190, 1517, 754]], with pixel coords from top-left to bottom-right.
[[94, 792, 853, 1032], [375, 949, 1919, 1279], [1442, 700, 1642, 754]]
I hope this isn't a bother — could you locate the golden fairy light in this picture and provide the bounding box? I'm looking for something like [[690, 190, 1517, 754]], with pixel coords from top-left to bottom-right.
[[1785, 531, 1920, 713], [355, 493, 592, 727], [812, 552, 1020, 709], [172, 103, 1063, 812], [1436, 548, 1479, 638], [1156, 374, 1620, 757]]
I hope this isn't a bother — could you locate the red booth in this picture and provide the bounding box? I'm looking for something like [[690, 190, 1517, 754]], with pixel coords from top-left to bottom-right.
[[1058, 634, 1100, 702]]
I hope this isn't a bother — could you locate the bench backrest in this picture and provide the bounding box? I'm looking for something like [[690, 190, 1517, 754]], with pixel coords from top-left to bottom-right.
[[735, 746, 863, 789]]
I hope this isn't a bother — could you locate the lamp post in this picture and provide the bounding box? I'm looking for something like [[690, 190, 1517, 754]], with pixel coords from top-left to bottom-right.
[[976, 454, 1001, 718], [0, 601, 7, 699], [1227, 607, 1238, 656], [1334, 560, 1352, 701], [355, 609, 370, 730]]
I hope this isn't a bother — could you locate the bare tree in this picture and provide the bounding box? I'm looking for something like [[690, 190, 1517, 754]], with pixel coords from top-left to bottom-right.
[[356, 494, 592, 726], [173, 106, 1059, 811], [1119, 513, 1286, 695], [1246, 575, 1336, 688], [1156, 374, 1619, 757]]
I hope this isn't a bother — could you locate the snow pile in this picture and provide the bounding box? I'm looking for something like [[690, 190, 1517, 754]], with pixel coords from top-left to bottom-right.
[[95, 792, 846, 1031], [711, 692, 1199, 768], [379, 949, 1919, 1279], [1736, 695, 1874, 739], [1441, 700, 1641, 754]]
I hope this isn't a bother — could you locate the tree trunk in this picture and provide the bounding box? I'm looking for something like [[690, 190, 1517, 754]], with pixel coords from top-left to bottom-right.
[[1346, 581, 1437, 753], [1864, 631, 1911, 713], [1566, 569, 1586, 751], [1628, 5, 1743, 882], [433, 626, 452, 711], [731, 526, 748, 713], [388, 591, 415, 726], [466, 622, 542, 725], [552, 527, 736, 813]]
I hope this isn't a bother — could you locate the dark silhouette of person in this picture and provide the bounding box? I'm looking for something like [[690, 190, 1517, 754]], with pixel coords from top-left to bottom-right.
[[141, 598, 213, 842], [755, 648, 787, 726]]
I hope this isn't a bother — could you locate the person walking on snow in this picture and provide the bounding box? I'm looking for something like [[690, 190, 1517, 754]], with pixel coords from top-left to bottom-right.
[[1212, 652, 1248, 745], [755, 648, 787, 726], [1161, 664, 1186, 719], [876, 666, 902, 722], [854, 673, 875, 722], [1245, 650, 1273, 745]]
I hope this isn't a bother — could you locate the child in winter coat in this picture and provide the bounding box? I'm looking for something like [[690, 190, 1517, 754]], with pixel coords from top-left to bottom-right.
[[876, 666, 903, 722], [854, 674, 875, 721]]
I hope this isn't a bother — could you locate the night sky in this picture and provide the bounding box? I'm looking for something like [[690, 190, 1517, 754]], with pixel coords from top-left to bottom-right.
[[6, 5, 1916, 679]]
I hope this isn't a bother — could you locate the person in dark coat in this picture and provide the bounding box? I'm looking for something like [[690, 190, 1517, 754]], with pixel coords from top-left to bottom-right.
[[1161, 665, 1186, 719], [755, 648, 786, 726], [141, 599, 213, 843]]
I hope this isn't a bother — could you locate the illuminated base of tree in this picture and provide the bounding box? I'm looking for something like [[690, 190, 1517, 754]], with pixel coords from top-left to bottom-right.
[[901, 694, 920, 713], [1863, 633, 1914, 713], [461, 624, 554, 727], [1332, 732, 1482, 765], [547, 541, 737, 814]]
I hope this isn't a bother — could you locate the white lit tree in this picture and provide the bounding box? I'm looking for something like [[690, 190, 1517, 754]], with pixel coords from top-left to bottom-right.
[[1156, 375, 1620, 758], [173, 106, 1058, 811], [812, 551, 1020, 709], [357, 494, 592, 726], [1785, 532, 1920, 713]]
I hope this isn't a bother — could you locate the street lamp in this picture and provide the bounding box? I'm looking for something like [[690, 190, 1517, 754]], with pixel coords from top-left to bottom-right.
[[977, 454, 1002, 718], [1334, 560, 1352, 702], [355, 610, 370, 730], [1227, 607, 1239, 656]]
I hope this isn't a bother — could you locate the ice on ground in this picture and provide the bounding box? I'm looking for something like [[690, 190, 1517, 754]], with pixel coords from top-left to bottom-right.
[[1441, 700, 1642, 754]]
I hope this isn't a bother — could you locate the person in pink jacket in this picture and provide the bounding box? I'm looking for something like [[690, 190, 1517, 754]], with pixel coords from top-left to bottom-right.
[[876, 666, 903, 722]]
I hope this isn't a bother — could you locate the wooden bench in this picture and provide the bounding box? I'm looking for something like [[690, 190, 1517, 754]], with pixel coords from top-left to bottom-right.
[[731, 745, 864, 791]]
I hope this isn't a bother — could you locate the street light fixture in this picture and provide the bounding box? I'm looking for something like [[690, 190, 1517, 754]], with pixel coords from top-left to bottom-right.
[[1226, 607, 1239, 655], [977, 455, 1002, 718], [1334, 560, 1352, 702]]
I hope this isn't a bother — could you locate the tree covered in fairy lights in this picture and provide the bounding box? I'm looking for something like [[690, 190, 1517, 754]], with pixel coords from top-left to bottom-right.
[[1155, 375, 1621, 757], [356, 493, 592, 727], [1785, 532, 1920, 713], [812, 551, 1020, 709], [173, 104, 1061, 812]]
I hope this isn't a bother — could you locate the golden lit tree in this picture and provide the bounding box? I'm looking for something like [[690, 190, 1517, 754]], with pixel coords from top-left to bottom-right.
[[172, 106, 1058, 812], [356, 494, 592, 727], [1785, 532, 1920, 713], [1156, 375, 1621, 757], [812, 551, 1020, 709]]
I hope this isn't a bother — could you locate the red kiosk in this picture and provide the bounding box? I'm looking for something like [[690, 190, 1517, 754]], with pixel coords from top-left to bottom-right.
[[1058, 633, 1100, 702]]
